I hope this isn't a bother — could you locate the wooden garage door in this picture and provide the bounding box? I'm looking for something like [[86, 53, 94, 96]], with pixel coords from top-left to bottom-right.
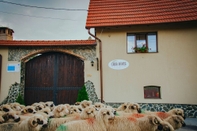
[[25, 52, 84, 105]]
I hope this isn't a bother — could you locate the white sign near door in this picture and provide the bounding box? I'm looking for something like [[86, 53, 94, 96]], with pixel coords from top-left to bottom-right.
[[108, 59, 129, 70]]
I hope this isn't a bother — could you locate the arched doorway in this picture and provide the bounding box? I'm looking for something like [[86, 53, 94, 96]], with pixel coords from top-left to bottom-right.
[[24, 52, 84, 105]]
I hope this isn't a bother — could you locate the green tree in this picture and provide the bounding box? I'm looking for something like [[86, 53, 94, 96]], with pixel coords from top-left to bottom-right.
[[15, 93, 25, 105], [76, 85, 89, 102]]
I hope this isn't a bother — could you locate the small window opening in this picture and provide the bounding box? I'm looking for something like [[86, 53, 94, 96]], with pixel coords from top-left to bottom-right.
[[144, 86, 161, 99]]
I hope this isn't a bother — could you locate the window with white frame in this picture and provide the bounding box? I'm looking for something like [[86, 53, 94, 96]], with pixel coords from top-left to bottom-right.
[[127, 32, 157, 53]]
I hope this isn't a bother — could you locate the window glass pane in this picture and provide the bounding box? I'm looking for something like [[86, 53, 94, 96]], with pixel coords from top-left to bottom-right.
[[136, 34, 146, 48], [127, 35, 135, 53], [148, 34, 156, 52], [137, 40, 146, 48]]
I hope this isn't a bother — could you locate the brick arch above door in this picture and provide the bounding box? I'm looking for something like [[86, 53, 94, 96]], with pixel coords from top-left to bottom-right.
[[8, 46, 96, 61], [21, 48, 85, 63]]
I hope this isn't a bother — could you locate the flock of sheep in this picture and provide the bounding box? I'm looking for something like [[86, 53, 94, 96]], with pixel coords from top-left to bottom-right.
[[0, 100, 186, 131]]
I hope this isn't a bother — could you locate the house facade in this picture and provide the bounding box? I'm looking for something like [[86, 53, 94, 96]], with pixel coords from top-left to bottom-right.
[[85, 0, 197, 117], [0, 0, 197, 118]]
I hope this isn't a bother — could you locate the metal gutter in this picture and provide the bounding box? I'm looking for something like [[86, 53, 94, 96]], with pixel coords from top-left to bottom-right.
[[87, 28, 104, 103]]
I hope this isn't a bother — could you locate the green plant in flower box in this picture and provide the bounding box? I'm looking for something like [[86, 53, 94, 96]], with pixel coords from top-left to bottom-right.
[[133, 44, 148, 53]]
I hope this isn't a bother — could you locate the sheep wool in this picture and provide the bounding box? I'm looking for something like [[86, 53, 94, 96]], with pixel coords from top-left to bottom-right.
[[56, 107, 115, 131], [164, 115, 186, 130], [107, 114, 163, 131]]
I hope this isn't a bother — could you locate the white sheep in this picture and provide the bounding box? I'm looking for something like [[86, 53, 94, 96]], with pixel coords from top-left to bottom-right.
[[9, 102, 24, 111], [80, 105, 96, 119], [74, 102, 81, 106], [164, 115, 186, 130], [93, 102, 106, 111], [0, 111, 9, 124], [6, 110, 21, 123], [116, 102, 130, 111], [32, 102, 45, 111], [18, 113, 48, 131], [107, 114, 164, 131], [124, 102, 141, 113], [43, 105, 97, 131], [144, 108, 185, 120], [39, 107, 54, 118], [167, 108, 185, 119], [68, 105, 82, 115], [156, 120, 174, 131], [52, 104, 69, 118], [21, 106, 37, 114], [44, 101, 55, 111], [56, 107, 115, 131], [115, 102, 141, 116], [0, 104, 12, 112], [80, 100, 92, 109], [0, 113, 48, 131]]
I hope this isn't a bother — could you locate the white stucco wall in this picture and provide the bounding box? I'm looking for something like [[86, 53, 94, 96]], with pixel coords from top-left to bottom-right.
[[0, 47, 20, 101], [95, 22, 197, 104]]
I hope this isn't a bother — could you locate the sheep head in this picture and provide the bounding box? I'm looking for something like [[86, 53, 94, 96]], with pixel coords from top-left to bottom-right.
[[80, 100, 92, 109], [125, 102, 141, 113], [165, 115, 186, 130], [168, 108, 185, 119], [80, 105, 96, 119]]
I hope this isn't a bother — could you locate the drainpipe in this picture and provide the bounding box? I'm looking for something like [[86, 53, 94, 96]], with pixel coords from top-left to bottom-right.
[[87, 28, 104, 103]]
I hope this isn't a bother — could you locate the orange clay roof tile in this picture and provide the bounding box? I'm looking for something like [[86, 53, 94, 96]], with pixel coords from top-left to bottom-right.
[[86, 0, 197, 28], [0, 40, 96, 46]]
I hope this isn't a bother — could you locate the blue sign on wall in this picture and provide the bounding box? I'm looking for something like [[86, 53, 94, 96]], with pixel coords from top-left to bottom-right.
[[7, 66, 15, 71], [7, 64, 20, 72]]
